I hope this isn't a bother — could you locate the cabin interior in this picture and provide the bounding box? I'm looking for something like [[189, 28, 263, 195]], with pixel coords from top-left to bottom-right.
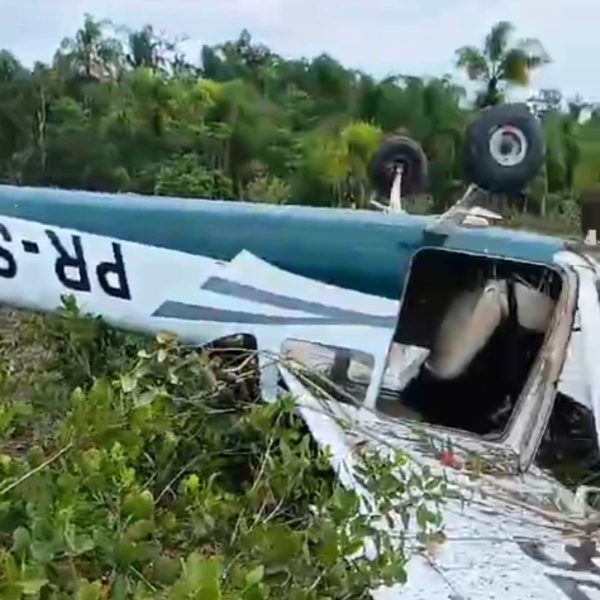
[[279, 247, 600, 491], [380, 248, 562, 436]]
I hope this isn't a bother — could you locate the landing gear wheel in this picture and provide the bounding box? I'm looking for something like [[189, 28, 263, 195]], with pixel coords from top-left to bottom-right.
[[369, 135, 428, 199], [465, 103, 544, 194]]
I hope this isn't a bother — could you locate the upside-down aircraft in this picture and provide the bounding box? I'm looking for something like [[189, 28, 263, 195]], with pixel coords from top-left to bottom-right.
[[0, 103, 599, 599]]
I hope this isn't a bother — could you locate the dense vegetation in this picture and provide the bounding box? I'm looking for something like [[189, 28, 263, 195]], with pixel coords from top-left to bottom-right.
[[0, 299, 453, 599], [0, 16, 598, 230]]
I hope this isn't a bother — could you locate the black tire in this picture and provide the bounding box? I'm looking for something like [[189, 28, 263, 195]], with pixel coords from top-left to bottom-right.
[[465, 103, 544, 194], [369, 135, 428, 199]]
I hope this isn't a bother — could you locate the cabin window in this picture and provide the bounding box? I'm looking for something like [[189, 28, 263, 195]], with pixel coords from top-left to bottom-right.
[[376, 248, 563, 438], [280, 339, 375, 405]]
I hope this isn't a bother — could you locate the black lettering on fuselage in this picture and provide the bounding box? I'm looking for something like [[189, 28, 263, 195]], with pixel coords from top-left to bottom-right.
[[0, 223, 17, 279], [46, 230, 91, 292], [96, 242, 131, 300], [46, 230, 131, 300]]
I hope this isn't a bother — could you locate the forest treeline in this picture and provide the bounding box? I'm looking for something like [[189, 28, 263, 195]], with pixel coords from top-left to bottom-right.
[[0, 16, 599, 223]]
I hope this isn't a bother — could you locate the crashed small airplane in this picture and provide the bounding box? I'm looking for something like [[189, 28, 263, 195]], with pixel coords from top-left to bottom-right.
[[0, 103, 599, 599]]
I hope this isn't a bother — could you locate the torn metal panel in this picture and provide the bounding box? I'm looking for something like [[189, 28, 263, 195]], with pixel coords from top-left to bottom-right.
[[282, 371, 600, 600], [557, 308, 588, 409], [555, 251, 600, 445], [507, 260, 577, 471], [268, 249, 599, 598]]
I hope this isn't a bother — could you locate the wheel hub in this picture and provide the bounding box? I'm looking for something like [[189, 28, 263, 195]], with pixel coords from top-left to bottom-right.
[[489, 125, 528, 167]]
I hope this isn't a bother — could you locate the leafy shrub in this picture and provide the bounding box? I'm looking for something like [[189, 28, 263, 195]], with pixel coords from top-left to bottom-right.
[[245, 174, 290, 204], [154, 154, 234, 200], [0, 299, 450, 599]]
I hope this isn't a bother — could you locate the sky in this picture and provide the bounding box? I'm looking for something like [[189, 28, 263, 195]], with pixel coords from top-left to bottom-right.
[[0, 0, 598, 102]]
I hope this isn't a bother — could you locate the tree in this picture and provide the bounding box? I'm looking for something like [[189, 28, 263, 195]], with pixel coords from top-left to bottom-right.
[[0, 50, 25, 83], [0, 52, 44, 183], [341, 120, 382, 207], [124, 25, 166, 71], [201, 29, 276, 91], [155, 152, 233, 199], [455, 21, 550, 107], [57, 13, 122, 81], [122, 24, 189, 75], [2, 16, 594, 215]]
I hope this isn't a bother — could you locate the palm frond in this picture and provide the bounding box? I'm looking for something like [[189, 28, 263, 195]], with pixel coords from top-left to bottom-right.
[[455, 46, 489, 81], [485, 21, 514, 62]]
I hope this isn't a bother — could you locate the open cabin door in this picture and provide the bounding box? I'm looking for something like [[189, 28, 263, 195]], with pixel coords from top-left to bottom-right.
[[507, 260, 579, 472], [388, 245, 578, 473]]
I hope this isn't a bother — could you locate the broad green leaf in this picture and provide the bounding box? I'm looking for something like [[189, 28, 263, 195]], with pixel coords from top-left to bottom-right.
[[245, 565, 264, 585], [133, 389, 159, 408], [76, 580, 103, 600], [317, 523, 339, 567], [31, 541, 55, 564], [0, 454, 12, 470], [2, 554, 19, 582], [18, 565, 49, 595], [153, 556, 181, 585], [184, 474, 200, 496], [124, 519, 153, 542], [68, 534, 95, 556], [11, 526, 30, 559], [81, 448, 102, 472], [0, 583, 22, 600], [122, 490, 154, 520], [120, 374, 137, 393], [242, 583, 267, 600], [184, 553, 221, 599], [111, 574, 128, 600]]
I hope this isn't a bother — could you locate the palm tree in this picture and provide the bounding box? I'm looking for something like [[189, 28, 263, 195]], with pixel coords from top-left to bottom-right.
[[59, 14, 122, 81], [125, 25, 163, 71], [455, 21, 550, 107], [121, 25, 186, 74]]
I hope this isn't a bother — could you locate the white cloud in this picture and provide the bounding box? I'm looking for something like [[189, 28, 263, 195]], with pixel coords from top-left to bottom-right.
[[0, 0, 598, 101]]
